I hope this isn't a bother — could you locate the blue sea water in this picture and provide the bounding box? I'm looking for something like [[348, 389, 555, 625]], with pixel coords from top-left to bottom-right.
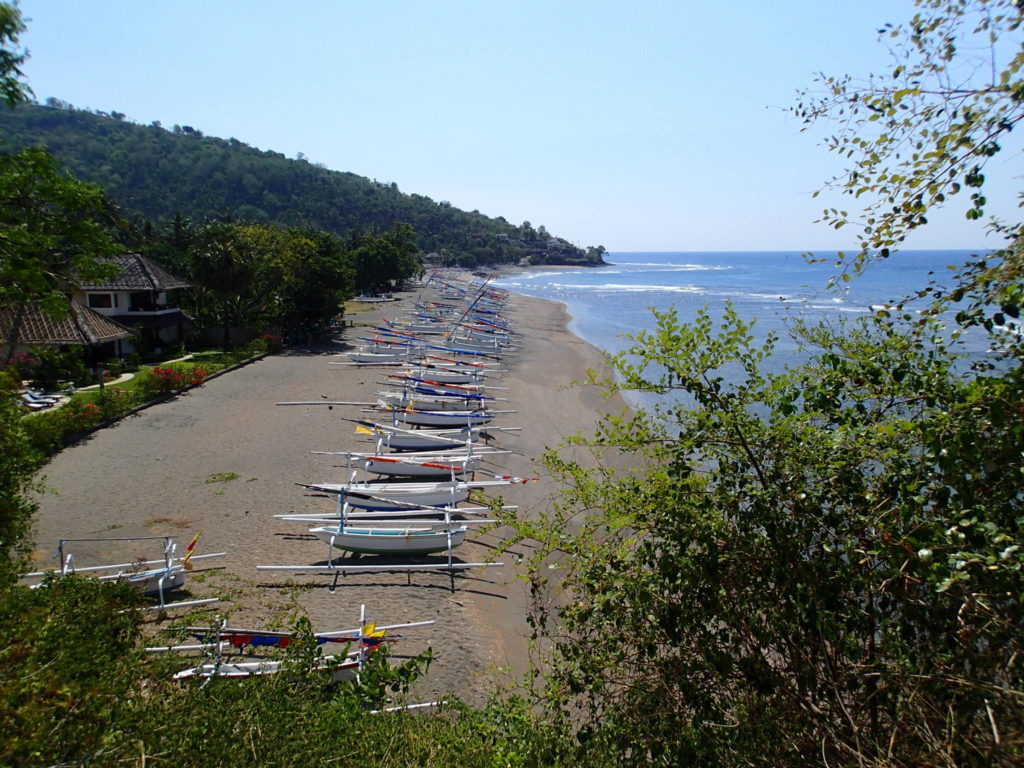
[[494, 250, 986, 409]]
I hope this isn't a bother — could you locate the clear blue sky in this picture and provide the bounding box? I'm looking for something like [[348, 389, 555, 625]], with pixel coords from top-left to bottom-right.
[[16, 0, 1016, 252]]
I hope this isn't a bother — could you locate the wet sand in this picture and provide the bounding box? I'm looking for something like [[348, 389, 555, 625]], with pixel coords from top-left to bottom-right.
[[29, 286, 623, 703]]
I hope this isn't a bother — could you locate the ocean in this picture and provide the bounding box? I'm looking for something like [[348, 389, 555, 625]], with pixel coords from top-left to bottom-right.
[[494, 250, 987, 410]]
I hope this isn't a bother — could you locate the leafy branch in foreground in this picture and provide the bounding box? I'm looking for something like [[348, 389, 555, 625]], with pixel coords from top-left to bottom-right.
[[514, 305, 1023, 766], [0, 0, 29, 107], [793, 0, 1023, 278]]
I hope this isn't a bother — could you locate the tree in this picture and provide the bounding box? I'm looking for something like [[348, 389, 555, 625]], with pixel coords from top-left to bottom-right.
[[0, 3, 119, 363], [352, 222, 421, 295], [269, 228, 353, 340], [189, 221, 277, 349], [511, 2, 1024, 764], [0, 1, 29, 107], [0, 367, 36, 588], [516, 304, 1024, 765], [0, 146, 119, 362]]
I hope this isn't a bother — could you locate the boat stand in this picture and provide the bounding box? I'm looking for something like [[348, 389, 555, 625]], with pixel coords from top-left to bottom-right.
[[257, 560, 503, 593]]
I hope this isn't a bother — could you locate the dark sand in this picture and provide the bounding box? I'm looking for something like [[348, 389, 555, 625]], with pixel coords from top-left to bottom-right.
[[29, 286, 623, 703]]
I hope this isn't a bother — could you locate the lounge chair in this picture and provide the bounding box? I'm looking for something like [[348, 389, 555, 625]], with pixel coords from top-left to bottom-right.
[[18, 394, 50, 410], [23, 389, 59, 405]]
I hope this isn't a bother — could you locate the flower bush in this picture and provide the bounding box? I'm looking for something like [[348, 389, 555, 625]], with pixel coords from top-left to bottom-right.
[[65, 401, 100, 431], [8, 352, 36, 380], [148, 366, 207, 395], [261, 332, 284, 352], [22, 401, 103, 459]]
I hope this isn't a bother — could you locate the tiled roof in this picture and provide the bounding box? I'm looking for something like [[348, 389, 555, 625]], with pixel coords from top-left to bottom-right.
[[0, 302, 138, 346], [78, 254, 190, 291]]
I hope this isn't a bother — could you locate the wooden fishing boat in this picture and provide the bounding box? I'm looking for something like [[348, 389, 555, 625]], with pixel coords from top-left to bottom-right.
[[300, 473, 533, 509], [383, 406, 496, 428], [376, 391, 492, 412], [353, 420, 503, 451], [300, 480, 471, 510], [174, 653, 362, 681], [170, 610, 432, 681], [310, 523, 469, 555], [24, 535, 224, 611], [349, 453, 481, 478]]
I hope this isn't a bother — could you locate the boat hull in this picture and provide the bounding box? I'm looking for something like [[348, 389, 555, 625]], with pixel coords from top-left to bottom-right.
[[173, 656, 360, 681], [125, 566, 186, 597], [343, 486, 470, 510], [359, 455, 479, 478], [377, 432, 477, 451], [311, 525, 468, 555], [406, 368, 485, 385], [391, 409, 494, 428]]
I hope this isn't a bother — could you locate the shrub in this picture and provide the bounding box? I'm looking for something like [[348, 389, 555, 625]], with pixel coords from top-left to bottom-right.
[[20, 399, 104, 458], [26, 346, 89, 390], [146, 365, 208, 395], [7, 352, 37, 380], [247, 337, 269, 356], [150, 365, 184, 394], [261, 332, 284, 351], [0, 578, 142, 768], [96, 387, 136, 420], [64, 401, 101, 431]]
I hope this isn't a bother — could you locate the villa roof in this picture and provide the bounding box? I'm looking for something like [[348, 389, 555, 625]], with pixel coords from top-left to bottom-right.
[[0, 301, 138, 346], [78, 253, 190, 291]]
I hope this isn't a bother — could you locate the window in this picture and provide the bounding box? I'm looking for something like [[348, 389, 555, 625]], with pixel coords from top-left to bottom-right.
[[87, 293, 113, 309]]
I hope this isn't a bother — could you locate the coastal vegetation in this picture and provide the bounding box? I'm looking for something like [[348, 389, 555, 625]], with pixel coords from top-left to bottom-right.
[[510, 1, 1024, 764], [0, 102, 607, 269], [1, 1, 1022, 766]]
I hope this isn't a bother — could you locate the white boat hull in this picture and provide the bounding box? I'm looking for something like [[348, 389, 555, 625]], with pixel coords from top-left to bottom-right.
[[311, 482, 471, 510], [127, 566, 186, 597], [311, 525, 468, 555], [376, 430, 481, 451], [359, 455, 480, 478]]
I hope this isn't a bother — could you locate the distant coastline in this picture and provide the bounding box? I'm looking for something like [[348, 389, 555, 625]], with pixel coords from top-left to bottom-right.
[[494, 249, 989, 412]]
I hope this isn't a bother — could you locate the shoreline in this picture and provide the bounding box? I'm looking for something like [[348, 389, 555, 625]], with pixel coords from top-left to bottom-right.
[[28, 284, 624, 703]]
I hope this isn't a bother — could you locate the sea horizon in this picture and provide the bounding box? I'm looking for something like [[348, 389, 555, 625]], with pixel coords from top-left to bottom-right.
[[494, 249, 988, 411]]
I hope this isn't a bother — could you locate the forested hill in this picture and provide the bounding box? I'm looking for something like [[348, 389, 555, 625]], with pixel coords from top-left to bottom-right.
[[0, 102, 606, 267]]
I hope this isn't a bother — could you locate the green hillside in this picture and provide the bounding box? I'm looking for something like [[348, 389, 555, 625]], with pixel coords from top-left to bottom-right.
[[0, 102, 606, 267]]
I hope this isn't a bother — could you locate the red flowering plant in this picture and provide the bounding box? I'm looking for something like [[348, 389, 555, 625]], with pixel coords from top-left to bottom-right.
[[149, 365, 207, 395], [261, 333, 284, 352], [150, 366, 185, 394], [63, 401, 101, 431]]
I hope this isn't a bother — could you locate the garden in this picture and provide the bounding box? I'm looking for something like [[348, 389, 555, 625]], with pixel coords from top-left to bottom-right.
[[16, 336, 280, 466]]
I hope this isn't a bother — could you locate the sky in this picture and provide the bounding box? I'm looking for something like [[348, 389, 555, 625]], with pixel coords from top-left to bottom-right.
[[14, 0, 1022, 252]]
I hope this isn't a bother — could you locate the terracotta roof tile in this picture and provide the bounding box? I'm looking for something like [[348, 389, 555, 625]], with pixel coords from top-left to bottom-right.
[[78, 254, 190, 291], [0, 302, 138, 346]]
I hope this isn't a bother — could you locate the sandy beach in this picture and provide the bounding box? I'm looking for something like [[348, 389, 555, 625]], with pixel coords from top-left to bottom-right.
[[29, 285, 623, 704]]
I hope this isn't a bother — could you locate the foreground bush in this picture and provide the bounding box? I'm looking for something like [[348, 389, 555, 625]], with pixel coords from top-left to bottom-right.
[[0, 578, 582, 768]]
